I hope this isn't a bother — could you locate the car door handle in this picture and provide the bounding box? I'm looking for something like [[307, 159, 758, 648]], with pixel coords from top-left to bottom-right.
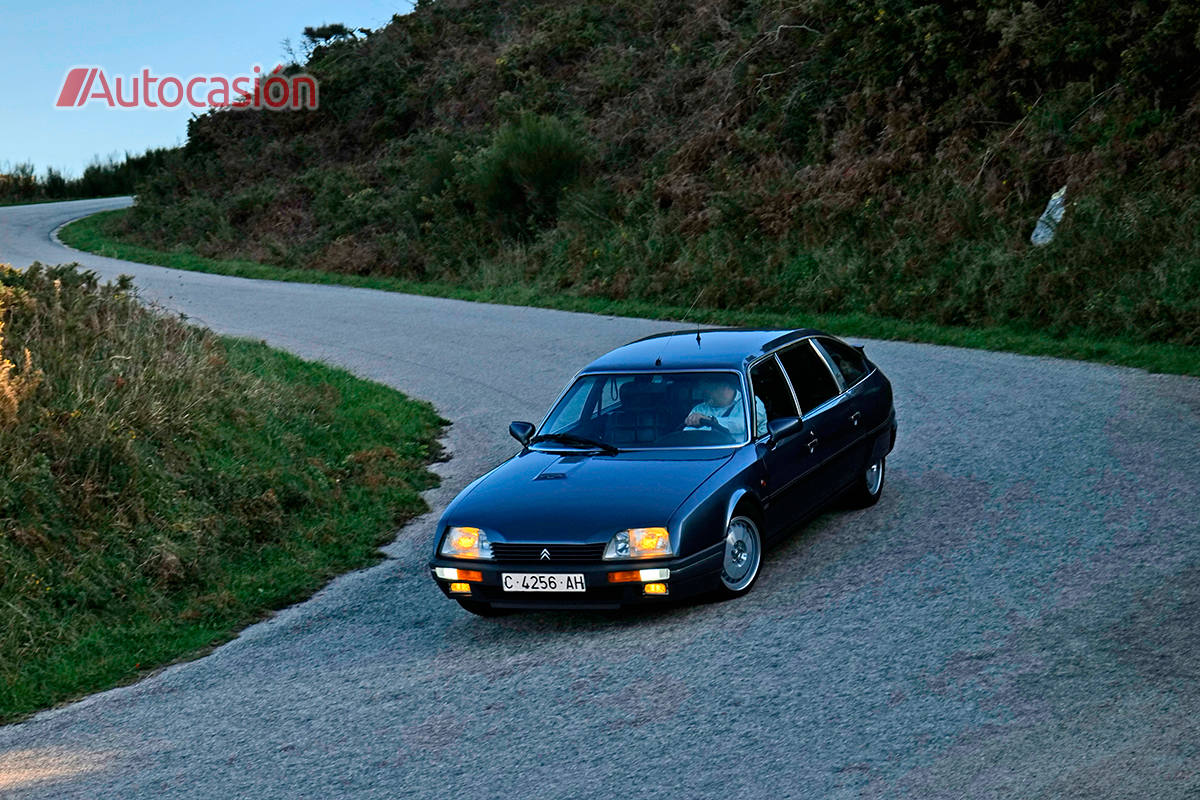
[[805, 435, 819, 453], [850, 411, 861, 427]]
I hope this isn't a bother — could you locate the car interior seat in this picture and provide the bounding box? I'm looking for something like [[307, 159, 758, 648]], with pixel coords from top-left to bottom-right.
[[609, 380, 666, 445]]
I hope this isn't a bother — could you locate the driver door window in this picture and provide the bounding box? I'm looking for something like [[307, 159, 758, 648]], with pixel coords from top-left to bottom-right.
[[749, 357, 798, 437]]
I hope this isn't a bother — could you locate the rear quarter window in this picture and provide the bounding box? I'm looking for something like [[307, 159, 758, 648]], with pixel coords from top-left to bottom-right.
[[777, 342, 840, 414], [816, 338, 870, 387]]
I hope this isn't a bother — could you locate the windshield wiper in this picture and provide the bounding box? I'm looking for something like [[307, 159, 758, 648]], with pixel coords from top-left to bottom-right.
[[530, 433, 620, 454]]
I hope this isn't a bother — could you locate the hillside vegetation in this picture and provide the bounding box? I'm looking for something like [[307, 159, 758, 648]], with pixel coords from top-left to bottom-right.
[[117, 0, 1200, 347], [0, 264, 441, 722], [0, 148, 172, 205]]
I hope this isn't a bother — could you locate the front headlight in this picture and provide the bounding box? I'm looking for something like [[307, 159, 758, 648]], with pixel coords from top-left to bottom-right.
[[603, 527, 673, 559], [439, 526, 493, 559]]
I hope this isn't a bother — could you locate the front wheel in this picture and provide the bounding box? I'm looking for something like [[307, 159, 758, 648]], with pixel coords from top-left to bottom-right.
[[847, 457, 886, 508], [716, 515, 763, 599]]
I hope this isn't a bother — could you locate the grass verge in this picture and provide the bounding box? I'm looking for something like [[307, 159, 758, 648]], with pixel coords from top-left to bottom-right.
[[1, 263, 443, 724], [60, 208, 1200, 376]]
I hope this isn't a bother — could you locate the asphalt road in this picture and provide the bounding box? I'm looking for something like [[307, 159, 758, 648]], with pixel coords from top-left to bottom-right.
[[1, 198, 1197, 799]]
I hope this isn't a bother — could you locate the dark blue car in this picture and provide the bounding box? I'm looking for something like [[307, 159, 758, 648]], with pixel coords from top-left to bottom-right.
[[429, 329, 896, 615]]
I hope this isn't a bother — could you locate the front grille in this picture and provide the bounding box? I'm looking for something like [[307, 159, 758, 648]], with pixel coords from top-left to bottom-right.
[[490, 542, 607, 563]]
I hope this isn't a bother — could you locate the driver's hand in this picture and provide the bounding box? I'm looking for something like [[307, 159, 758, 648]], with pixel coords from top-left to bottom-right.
[[685, 412, 709, 427]]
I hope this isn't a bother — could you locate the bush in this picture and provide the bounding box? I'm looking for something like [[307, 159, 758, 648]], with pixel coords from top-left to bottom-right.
[[469, 114, 587, 235]]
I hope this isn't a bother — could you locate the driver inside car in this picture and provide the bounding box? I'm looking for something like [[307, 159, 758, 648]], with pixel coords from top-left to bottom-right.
[[683, 374, 767, 440]]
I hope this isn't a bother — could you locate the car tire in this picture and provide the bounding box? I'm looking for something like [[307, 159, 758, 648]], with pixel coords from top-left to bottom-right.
[[455, 599, 514, 617], [847, 457, 886, 508], [716, 514, 763, 599]]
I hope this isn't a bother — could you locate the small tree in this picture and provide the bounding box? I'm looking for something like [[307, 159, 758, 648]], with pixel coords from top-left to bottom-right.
[[43, 167, 68, 199], [301, 23, 357, 58], [10, 163, 36, 200]]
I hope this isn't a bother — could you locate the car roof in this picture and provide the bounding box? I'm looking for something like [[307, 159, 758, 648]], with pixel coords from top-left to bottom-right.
[[581, 328, 823, 373]]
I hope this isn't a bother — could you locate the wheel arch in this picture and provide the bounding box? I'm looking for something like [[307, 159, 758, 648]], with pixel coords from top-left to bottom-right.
[[725, 487, 764, 531]]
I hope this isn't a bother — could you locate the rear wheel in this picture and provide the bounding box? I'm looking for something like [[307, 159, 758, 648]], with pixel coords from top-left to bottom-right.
[[716, 514, 763, 598], [847, 457, 886, 508], [455, 598, 514, 617]]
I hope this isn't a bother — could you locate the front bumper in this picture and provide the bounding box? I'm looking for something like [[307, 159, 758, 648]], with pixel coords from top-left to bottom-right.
[[428, 542, 724, 610]]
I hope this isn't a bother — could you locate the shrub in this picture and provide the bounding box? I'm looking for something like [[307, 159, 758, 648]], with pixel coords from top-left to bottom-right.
[[469, 114, 587, 236]]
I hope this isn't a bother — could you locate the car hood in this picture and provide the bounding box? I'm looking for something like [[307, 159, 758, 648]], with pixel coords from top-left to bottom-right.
[[442, 448, 733, 543]]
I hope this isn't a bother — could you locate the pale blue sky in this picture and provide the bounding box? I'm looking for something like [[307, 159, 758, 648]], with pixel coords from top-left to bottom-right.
[[0, 0, 414, 177]]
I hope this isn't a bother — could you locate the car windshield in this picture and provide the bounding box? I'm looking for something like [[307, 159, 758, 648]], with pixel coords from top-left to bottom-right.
[[536, 371, 751, 450]]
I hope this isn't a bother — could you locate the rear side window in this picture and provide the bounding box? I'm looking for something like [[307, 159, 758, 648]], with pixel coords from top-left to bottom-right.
[[778, 341, 840, 414], [749, 357, 798, 436], [816, 337, 870, 387]]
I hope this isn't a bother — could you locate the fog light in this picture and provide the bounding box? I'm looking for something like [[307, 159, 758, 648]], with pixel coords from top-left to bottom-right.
[[643, 583, 668, 595], [449, 582, 471, 593]]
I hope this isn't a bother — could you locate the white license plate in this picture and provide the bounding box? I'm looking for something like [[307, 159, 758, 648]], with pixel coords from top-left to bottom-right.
[[501, 572, 586, 592]]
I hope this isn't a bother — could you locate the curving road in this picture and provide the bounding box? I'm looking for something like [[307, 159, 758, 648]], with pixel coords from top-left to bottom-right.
[[1, 198, 1198, 798]]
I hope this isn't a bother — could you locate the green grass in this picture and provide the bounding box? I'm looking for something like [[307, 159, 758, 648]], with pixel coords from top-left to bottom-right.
[[0, 264, 444, 723], [60, 208, 1200, 376]]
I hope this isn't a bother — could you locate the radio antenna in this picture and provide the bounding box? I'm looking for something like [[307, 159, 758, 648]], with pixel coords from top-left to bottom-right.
[[653, 288, 706, 366], [683, 288, 705, 347]]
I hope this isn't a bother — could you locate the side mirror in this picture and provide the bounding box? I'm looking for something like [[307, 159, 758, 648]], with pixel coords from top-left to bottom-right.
[[509, 421, 535, 447], [767, 416, 803, 444]]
